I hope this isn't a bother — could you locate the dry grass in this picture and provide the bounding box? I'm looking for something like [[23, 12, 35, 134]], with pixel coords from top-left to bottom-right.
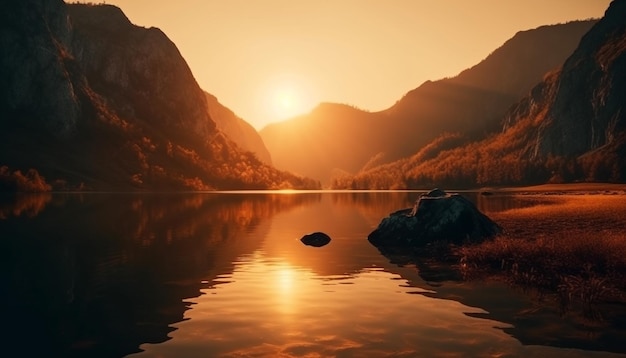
[[460, 233, 626, 317], [459, 194, 626, 317], [497, 183, 626, 193], [492, 194, 626, 238]]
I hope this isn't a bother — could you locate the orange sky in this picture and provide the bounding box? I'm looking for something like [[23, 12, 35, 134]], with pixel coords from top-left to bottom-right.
[[102, 0, 610, 130]]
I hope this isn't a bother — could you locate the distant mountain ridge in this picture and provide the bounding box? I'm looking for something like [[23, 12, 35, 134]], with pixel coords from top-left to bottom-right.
[[332, 0, 626, 189], [386, 20, 597, 139], [0, 0, 317, 190], [261, 102, 382, 181], [260, 20, 596, 185]]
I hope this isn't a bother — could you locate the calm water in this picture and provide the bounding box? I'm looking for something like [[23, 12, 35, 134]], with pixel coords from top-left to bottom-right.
[[0, 192, 623, 357]]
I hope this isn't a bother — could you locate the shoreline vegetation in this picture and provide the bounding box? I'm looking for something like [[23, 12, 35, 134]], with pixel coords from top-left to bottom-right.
[[2, 165, 625, 194], [0, 166, 51, 192]]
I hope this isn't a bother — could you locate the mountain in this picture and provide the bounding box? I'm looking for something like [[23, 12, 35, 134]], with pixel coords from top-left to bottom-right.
[[332, 0, 626, 189], [386, 20, 597, 143], [0, 0, 318, 191], [204, 92, 272, 164], [504, 0, 626, 181], [260, 20, 596, 185], [261, 103, 382, 181]]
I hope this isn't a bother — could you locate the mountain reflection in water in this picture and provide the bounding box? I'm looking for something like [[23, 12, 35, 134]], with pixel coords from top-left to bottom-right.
[[0, 192, 622, 357]]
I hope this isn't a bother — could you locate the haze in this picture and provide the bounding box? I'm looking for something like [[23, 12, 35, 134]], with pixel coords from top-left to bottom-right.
[[103, 0, 609, 130]]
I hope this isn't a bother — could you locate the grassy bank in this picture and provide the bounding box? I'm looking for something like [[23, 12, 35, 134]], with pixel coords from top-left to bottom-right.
[[459, 233, 626, 313], [458, 194, 626, 316]]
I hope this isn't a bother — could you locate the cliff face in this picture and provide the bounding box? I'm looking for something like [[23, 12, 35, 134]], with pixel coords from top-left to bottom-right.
[[0, 0, 81, 136], [0, 0, 317, 190], [204, 92, 272, 164], [503, 0, 626, 172], [68, 5, 214, 140], [538, 0, 626, 158]]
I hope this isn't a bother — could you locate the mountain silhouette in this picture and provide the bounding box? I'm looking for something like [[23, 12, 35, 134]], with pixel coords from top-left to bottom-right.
[[260, 20, 596, 185], [261, 102, 382, 181], [0, 0, 317, 191], [333, 0, 626, 188]]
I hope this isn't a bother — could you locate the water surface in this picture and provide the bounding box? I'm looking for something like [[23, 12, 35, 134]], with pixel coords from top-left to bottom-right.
[[0, 192, 623, 357]]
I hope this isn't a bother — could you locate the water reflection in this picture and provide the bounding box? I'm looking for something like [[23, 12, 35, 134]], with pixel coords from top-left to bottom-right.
[[137, 256, 513, 358], [0, 193, 52, 218], [1, 192, 623, 357], [0, 193, 319, 357]]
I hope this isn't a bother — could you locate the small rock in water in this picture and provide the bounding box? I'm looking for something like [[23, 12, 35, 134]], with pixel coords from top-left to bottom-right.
[[300, 232, 331, 247]]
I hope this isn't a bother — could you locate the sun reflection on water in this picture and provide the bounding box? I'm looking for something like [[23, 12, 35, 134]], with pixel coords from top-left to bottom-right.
[[133, 249, 524, 357], [275, 263, 298, 315]]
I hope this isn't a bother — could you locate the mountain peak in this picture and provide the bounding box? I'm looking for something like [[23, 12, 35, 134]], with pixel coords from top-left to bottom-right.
[[68, 3, 135, 32], [606, 0, 626, 20], [311, 102, 362, 115]]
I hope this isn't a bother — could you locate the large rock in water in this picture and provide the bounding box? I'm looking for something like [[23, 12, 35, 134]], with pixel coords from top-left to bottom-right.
[[368, 189, 502, 248]]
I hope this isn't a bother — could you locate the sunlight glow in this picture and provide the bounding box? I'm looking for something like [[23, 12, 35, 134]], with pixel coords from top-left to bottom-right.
[[263, 74, 317, 122], [270, 86, 303, 119], [277, 90, 295, 110]]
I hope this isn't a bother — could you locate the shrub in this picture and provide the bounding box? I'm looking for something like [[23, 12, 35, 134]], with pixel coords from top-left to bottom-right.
[[0, 166, 52, 192]]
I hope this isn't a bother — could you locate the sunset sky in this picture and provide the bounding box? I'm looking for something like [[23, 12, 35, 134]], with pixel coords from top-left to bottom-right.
[[103, 0, 610, 130]]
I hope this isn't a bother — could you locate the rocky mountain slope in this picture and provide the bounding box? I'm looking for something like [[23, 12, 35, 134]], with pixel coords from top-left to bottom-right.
[[0, 0, 317, 191], [503, 0, 626, 181], [506, 1, 626, 161], [204, 92, 272, 164], [333, 0, 626, 189], [260, 21, 596, 185]]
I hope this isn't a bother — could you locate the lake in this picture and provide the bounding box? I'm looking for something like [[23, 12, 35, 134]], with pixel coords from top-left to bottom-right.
[[0, 191, 624, 357]]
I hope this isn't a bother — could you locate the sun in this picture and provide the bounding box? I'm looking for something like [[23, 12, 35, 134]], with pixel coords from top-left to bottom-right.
[[263, 74, 317, 122], [271, 87, 304, 119], [276, 90, 296, 112]]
